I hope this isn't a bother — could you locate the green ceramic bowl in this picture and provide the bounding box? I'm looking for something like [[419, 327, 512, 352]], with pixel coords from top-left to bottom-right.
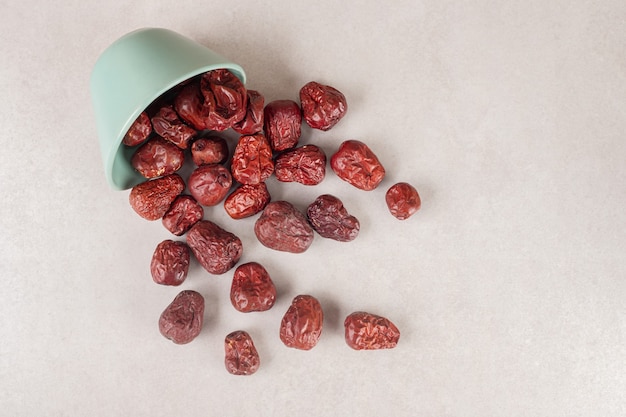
[[90, 27, 246, 190]]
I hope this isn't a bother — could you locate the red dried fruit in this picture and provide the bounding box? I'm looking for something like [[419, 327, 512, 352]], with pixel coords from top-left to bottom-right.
[[344, 312, 400, 350], [150, 240, 190, 286], [159, 290, 205, 344], [224, 330, 260, 376], [230, 134, 274, 185], [279, 295, 323, 350], [188, 164, 233, 207], [232, 89, 264, 135], [122, 111, 152, 147], [274, 145, 327, 186], [230, 262, 276, 312], [131, 137, 184, 179], [306, 194, 359, 242], [186, 220, 243, 275], [174, 80, 209, 130], [263, 100, 302, 152], [223, 182, 271, 220], [254, 201, 314, 253], [190, 136, 229, 166], [330, 140, 386, 191], [299, 81, 347, 131], [161, 195, 204, 236], [200, 69, 247, 131], [129, 174, 185, 221], [385, 182, 421, 220], [151, 105, 197, 149]]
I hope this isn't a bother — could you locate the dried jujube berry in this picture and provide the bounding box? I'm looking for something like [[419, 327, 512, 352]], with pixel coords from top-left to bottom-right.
[[129, 174, 185, 221], [122, 111, 152, 147], [306, 194, 360, 242], [385, 182, 421, 220], [190, 136, 229, 166], [263, 100, 302, 152], [200, 69, 248, 131], [232, 89, 265, 135], [254, 201, 314, 253], [131, 136, 184, 179], [161, 195, 204, 236], [279, 295, 324, 350], [150, 240, 190, 286], [158, 290, 204, 344], [187, 164, 233, 207], [223, 183, 271, 220], [224, 330, 260, 375], [230, 262, 276, 312], [299, 81, 347, 131], [230, 134, 274, 185], [274, 145, 327, 186], [330, 140, 386, 191], [174, 80, 209, 130], [186, 220, 243, 275], [344, 312, 400, 350], [151, 105, 197, 149]]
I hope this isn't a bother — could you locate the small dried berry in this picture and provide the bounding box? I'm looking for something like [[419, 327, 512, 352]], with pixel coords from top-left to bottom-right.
[[186, 220, 243, 275], [232, 89, 265, 135], [190, 136, 229, 166], [161, 195, 204, 236], [151, 105, 197, 149], [385, 182, 421, 220], [279, 295, 324, 350], [150, 240, 190, 286], [274, 145, 327, 186], [299, 81, 347, 131], [159, 290, 204, 344], [131, 137, 184, 179], [122, 111, 152, 147], [129, 174, 185, 221], [263, 100, 302, 152], [188, 164, 233, 207], [306, 194, 359, 242], [344, 312, 400, 350], [330, 140, 385, 191], [230, 262, 276, 312], [254, 201, 314, 253], [230, 134, 274, 185], [225, 330, 260, 375], [224, 183, 271, 220]]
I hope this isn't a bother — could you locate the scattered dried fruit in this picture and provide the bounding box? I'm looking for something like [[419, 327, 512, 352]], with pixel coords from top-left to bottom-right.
[[299, 81, 347, 131], [385, 182, 421, 220], [263, 100, 302, 151], [306, 194, 359, 242], [122, 111, 152, 147], [254, 201, 314, 253], [230, 262, 276, 312], [344, 312, 400, 350], [274, 145, 327, 186], [224, 330, 260, 375], [159, 290, 205, 344], [223, 183, 271, 220], [280, 295, 324, 350], [186, 220, 243, 275], [129, 174, 185, 221], [188, 164, 233, 207], [131, 136, 184, 179], [330, 140, 385, 191], [161, 195, 204, 236], [150, 240, 190, 286]]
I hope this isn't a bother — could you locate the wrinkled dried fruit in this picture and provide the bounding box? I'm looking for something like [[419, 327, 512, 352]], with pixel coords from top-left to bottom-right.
[[122, 111, 152, 146], [230, 262, 276, 312], [131, 137, 184, 179], [129, 174, 185, 221], [330, 140, 386, 191], [279, 295, 323, 350], [306, 194, 360, 242], [385, 182, 421, 220], [186, 220, 243, 275], [263, 100, 302, 152], [254, 201, 314, 253], [188, 164, 233, 207], [225, 330, 260, 375], [274, 145, 327, 186], [344, 312, 400, 350], [230, 134, 274, 185], [162, 195, 204, 236], [190, 136, 229, 166], [159, 290, 204, 344], [299, 81, 347, 131], [151, 105, 197, 149], [223, 183, 271, 220], [174, 80, 209, 130], [232, 89, 264, 135], [150, 240, 190, 286], [200, 69, 247, 131]]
